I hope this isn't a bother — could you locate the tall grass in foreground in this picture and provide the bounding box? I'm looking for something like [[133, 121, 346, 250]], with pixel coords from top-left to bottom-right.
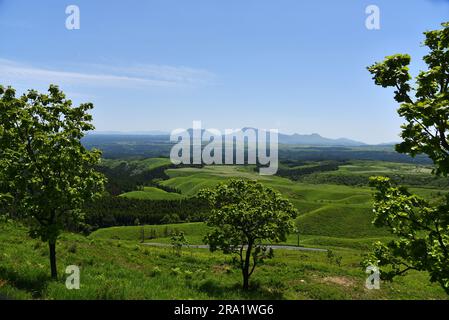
[[0, 221, 447, 300]]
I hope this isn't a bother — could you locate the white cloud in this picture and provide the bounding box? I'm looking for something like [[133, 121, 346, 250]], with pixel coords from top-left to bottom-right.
[[85, 63, 215, 85], [0, 58, 215, 89]]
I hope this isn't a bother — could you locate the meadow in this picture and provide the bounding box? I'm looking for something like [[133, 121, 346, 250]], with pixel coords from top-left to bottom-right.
[[1, 220, 447, 300], [1, 158, 448, 300]]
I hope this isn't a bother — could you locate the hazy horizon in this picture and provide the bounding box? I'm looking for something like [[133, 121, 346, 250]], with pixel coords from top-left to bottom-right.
[[1, 0, 448, 144], [89, 128, 398, 146]]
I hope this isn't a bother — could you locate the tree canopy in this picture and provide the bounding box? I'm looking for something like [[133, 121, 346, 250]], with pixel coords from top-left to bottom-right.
[[0, 85, 105, 278], [368, 22, 449, 176], [366, 22, 449, 294], [199, 179, 298, 290]]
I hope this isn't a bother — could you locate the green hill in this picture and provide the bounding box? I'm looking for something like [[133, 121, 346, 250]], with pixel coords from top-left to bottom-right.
[[109, 162, 442, 243], [159, 166, 382, 238], [120, 187, 184, 200]]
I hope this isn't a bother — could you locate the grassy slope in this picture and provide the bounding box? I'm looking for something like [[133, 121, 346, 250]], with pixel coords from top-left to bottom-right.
[[120, 187, 184, 200], [91, 222, 396, 255], [91, 222, 211, 244], [160, 165, 442, 237], [102, 157, 181, 200], [97, 162, 445, 253], [3, 160, 447, 299], [160, 165, 387, 239], [1, 221, 447, 300]]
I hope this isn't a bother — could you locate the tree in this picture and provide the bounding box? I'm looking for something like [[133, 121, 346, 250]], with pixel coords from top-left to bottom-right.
[[366, 22, 449, 293], [170, 231, 188, 256], [0, 85, 105, 279], [198, 179, 298, 290]]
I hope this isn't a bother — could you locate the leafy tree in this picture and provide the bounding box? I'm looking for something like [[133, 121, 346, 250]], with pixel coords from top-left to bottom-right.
[[199, 179, 298, 290], [368, 177, 449, 292], [170, 231, 188, 256], [366, 22, 449, 293], [161, 213, 182, 224], [367, 22, 449, 176], [0, 85, 105, 279]]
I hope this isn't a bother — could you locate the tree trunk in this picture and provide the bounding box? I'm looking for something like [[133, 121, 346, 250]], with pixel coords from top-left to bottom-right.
[[242, 272, 249, 290], [242, 241, 253, 290], [49, 241, 58, 279]]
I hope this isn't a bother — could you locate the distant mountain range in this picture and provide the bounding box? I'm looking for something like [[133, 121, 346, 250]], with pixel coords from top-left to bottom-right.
[[92, 130, 385, 147], [277, 133, 366, 146]]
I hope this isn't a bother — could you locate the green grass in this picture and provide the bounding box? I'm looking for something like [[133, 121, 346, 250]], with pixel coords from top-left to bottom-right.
[[91, 217, 389, 247], [138, 158, 173, 171], [159, 165, 386, 239], [1, 221, 447, 300], [120, 187, 184, 200], [296, 206, 389, 238], [91, 222, 394, 251], [90, 222, 210, 244], [3, 159, 448, 300], [155, 164, 445, 241]]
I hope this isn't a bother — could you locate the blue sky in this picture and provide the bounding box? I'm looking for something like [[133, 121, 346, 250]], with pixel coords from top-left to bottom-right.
[[0, 0, 448, 144]]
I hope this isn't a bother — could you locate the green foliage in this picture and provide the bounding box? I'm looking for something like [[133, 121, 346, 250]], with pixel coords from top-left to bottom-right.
[[170, 231, 189, 256], [326, 250, 343, 267], [199, 179, 298, 290], [161, 213, 182, 224], [83, 196, 208, 229], [275, 161, 342, 181], [368, 22, 449, 176], [364, 177, 449, 293], [366, 22, 449, 294], [0, 85, 105, 278], [96, 159, 178, 196]]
